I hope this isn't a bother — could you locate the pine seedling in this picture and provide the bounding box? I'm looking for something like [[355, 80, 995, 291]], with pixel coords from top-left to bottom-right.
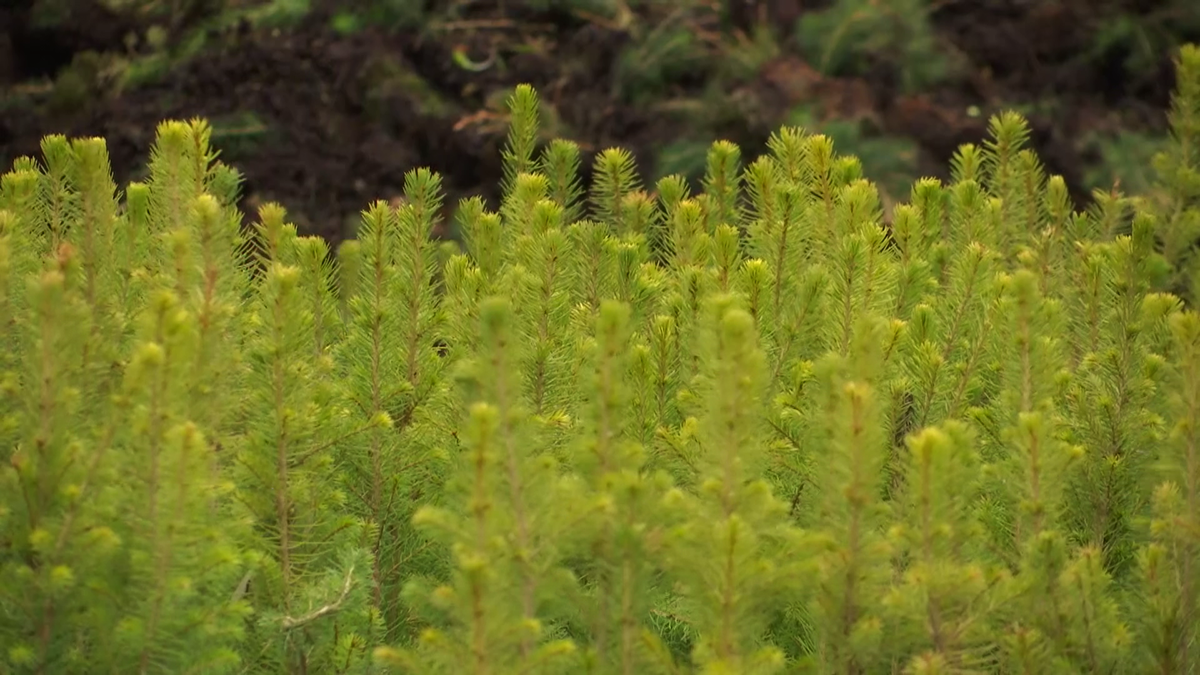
[[740, 161, 791, 325], [834, 153, 865, 187], [659, 296, 799, 674], [110, 290, 250, 674], [1042, 174, 1075, 238], [0, 246, 117, 674], [591, 148, 642, 233], [836, 179, 885, 236], [656, 174, 691, 215], [502, 172, 550, 240], [617, 190, 656, 241], [1150, 44, 1200, 303], [1131, 309, 1200, 672], [379, 170, 456, 638], [803, 134, 839, 250], [113, 181, 155, 315], [568, 219, 616, 311], [1012, 149, 1049, 244], [207, 159, 244, 210], [568, 300, 675, 675], [0, 159, 94, 430], [977, 267, 1131, 671], [457, 197, 505, 286], [539, 139, 585, 226], [1026, 220, 1070, 313], [701, 141, 743, 233], [999, 537, 1133, 673], [742, 176, 828, 393], [1063, 238, 1112, 368], [173, 194, 250, 461], [381, 296, 578, 674], [743, 172, 803, 315], [251, 202, 299, 267], [22, 138, 128, 411], [903, 241, 999, 430], [1063, 191, 1149, 348], [827, 207, 896, 355], [62, 138, 119, 326], [887, 202, 937, 321], [764, 125, 810, 187], [144, 120, 219, 239], [1056, 545, 1131, 671], [664, 199, 709, 272], [609, 233, 661, 322], [806, 316, 894, 675], [295, 234, 343, 356], [1062, 215, 1179, 577], [0, 168, 46, 296], [735, 257, 770, 328], [297, 230, 356, 550], [530, 198, 566, 243], [1, 157, 43, 231], [909, 178, 947, 249], [668, 263, 718, 405], [882, 422, 1003, 673], [390, 169, 453, 431], [1132, 481, 1200, 674], [235, 214, 376, 672], [910, 176, 952, 285], [139, 122, 253, 452], [632, 313, 684, 455], [841, 182, 896, 325], [626, 338, 658, 450], [441, 252, 486, 362], [976, 266, 1074, 566], [760, 357, 822, 534], [711, 224, 742, 292], [945, 179, 992, 253], [338, 195, 446, 640], [0, 143, 229, 673], [980, 112, 1033, 250], [34, 135, 81, 248], [512, 218, 573, 416], [501, 85, 541, 204], [1085, 184, 1135, 241], [652, 174, 691, 264], [742, 156, 780, 239], [949, 144, 984, 187], [375, 401, 520, 675]]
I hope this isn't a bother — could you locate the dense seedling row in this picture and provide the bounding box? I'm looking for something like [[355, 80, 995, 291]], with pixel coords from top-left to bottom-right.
[[2, 44, 1200, 675]]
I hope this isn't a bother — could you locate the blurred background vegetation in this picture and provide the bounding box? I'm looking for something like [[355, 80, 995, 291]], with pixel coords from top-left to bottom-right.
[[2, 0, 1199, 243]]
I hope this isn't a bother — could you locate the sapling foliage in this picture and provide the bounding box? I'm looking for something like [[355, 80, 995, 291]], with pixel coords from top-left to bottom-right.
[[2, 44, 1200, 675]]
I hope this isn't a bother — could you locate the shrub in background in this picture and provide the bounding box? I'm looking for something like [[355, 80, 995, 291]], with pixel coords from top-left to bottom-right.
[[2, 42, 1200, 675], [795, 0, 954, 93]]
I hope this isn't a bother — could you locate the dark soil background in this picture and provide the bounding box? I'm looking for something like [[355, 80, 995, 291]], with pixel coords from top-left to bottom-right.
[[2, 0, 1199, 248]]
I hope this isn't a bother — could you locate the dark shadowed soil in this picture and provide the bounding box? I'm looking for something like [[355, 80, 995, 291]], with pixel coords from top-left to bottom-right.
[[2, 0, 1197, 247]]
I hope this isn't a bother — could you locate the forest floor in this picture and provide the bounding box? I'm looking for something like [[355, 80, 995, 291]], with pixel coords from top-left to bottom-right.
[[2, 0, 1198, 246]]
